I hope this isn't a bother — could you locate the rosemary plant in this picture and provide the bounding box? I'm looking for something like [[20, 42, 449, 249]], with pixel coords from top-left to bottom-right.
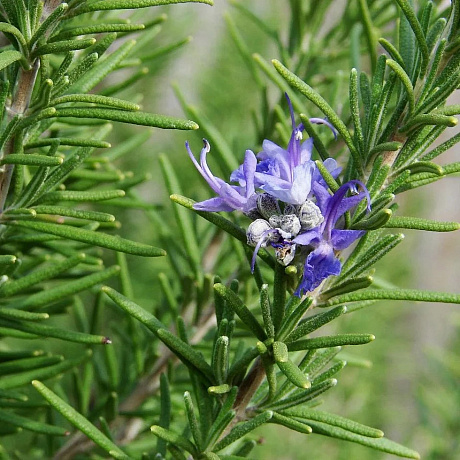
[[0, 1, 459, 459]]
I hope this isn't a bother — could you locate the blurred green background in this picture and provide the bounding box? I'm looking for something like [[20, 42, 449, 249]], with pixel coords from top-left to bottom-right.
[[49, 1, 459, 459]]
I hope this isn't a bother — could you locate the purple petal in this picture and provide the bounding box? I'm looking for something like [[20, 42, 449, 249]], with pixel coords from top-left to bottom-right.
[[289, 161, 315, 204], [193, 197, 234, 212], [218, 183, 248, 210], [308, 117, 338, 139], [311, 182, 332, 214], [293, 229, 321, 246], [323, 180, 370, 237], [296, 242, 341, 294], [336, 193, 368, 219], [331, 229, 364, 250], [199, 139, 222, 193], [243, 149, 257, 197], [285, 92, 296, 130], [300, 138, 314, 164], [230, 164, 245, 184]]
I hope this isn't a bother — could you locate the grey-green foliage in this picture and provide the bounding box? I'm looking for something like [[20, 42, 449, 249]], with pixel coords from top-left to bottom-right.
[[0, 0, 458, 459]]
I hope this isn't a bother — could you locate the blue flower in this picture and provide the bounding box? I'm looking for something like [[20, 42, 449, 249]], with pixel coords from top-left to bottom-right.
[[254, 96, 337, 205], [185, 95, 370, 296], [186, 139, 258, 215], [293, 180, 370, 294]]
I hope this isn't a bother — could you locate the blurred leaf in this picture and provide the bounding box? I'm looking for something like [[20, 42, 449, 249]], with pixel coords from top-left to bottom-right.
[[32, 380, 130, 459]]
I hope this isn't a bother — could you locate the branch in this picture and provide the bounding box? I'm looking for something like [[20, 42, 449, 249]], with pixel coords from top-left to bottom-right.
[[0, 60, 39, 212]]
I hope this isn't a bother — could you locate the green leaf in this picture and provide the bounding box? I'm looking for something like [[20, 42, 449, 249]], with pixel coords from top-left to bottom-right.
[[285, 306, 347, 343], [383, 216, 460, 232], [103, 287, 213, 381], [282, 408, 383, 438], [52, 107, 198, 130], [213, 336, 229, 384], [323, 289, 460, 307], [59, 52, 99, 91], [157, 374, 171, 456], [357, 0, 377, 71], [169, 195, 277, 268], [314, 159, 340, 192], [159, 155, 201, 277], [150, 425, 197, 456], [140, 36, 192, 62], [312, 360, 347, 386], [0, 408, 69, 436], [173, 87, 239, 174], [394, 0, 429, 73], [0, 352, 91, 390], [13, 265, 120, 310], [0, 309, 49, 322], [0, 253, 85, 297], [369, 142, 403, 155], [184, 391, 203, 451], [0, 23, 27, 49], [260, 284, 275, 339], [38, 189, 125, 203], [0, 50, 24, 71], [272, 262, 287, 334], [0, 318, 111, 345], [272, 59, 362, 175], [32, 380, 130, 459], [213, 411, 273, 452], [104, 131, 150, 161], [351, 209, 393, 230], [208, 384, 232, 395], [0, 355, 62, 375], [274, 343, 311, 389], [214, 284, 266, 341], [71, 0, 213, 16], [378, 38, 405, 69], [156, 329, 214, 382], [265, 379, 337, 411], [25, 137, 111, 149], [272, 341, 289, 363], [0, 388, 28, 401], [51, 94, 140, 111], [288, 334, 375, 351], [8, 220, 166, 257], [276, 296, 313, 342], [386, 59, 415, 115], [102, 286, 165, 332], [400, 114, 458, 132], [270, 412, 312, 434], [67, 39, 134, 93], [307, 420, 419, 458], [422, 131, 460, 161], [0, 154, 63, 167], [349, 69, 364, 156], [33, 38, 96, 57], [33, 206, 115, 223], [339, 233, 405, 280], [320, 276, 373, 301], [29, 3, 69, 47], [204, 387, 237, 448], [53, 23, 146, 41]]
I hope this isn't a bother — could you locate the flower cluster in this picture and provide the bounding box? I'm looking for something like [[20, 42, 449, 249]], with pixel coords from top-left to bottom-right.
[[186, 96, 369, 295]]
